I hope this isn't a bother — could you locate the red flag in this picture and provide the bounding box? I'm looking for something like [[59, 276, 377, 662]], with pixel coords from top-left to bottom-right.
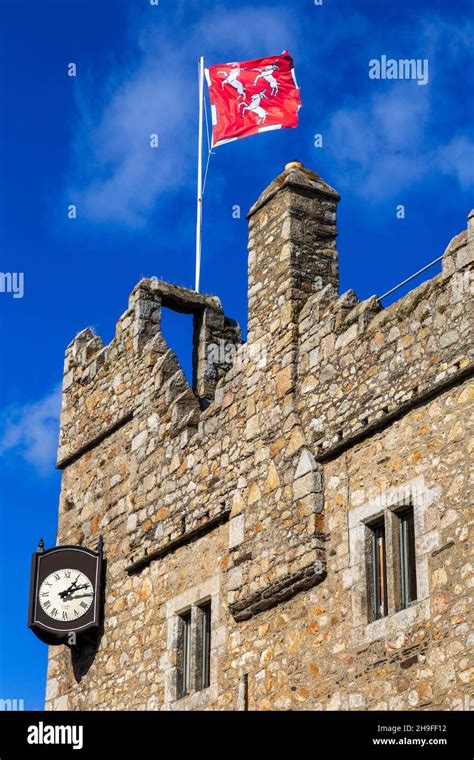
[[205, 50, 301, 148]]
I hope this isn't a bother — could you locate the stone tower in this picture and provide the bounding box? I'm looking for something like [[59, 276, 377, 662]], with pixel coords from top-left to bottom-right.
[[247, 160, 340, 343], [46, 163, 473, 711]]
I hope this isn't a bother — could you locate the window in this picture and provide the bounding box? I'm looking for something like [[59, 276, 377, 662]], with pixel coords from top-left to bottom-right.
[[368, 519, 388, 621], [178, 610, 192, 698], [365, 503, 419, 623], [176, 601, 212, 699], [397, 507, 417, 609]]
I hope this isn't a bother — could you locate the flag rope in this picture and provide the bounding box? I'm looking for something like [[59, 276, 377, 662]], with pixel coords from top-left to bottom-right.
[[202, 92, 214, 196], [202, 150, 213, 196], [203, 89, 211, 152]]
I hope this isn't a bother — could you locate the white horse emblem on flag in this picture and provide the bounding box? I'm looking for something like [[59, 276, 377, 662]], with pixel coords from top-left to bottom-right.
[[238, 91, 269, 124], [218, 68, 246, 99], [253, 63, 280, 95]]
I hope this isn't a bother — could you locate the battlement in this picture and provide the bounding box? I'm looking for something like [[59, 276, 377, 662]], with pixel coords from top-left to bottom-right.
[[298, 211, 473, 460], [57, 277, 241, 467], [57, 165, 473, 561]]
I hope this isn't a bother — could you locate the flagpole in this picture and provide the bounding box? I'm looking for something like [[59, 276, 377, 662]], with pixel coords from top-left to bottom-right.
[[195, 56, 205, 293]]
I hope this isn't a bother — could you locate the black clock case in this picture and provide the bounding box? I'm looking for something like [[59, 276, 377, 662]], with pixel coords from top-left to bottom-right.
[[28, 541, 104, 645]]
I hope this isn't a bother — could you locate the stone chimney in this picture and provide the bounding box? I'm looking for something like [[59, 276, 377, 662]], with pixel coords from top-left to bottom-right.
[[246, 161, 340, 343]]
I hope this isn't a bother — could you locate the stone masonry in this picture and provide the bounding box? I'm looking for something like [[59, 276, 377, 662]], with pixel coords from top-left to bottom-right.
[[46, 162, 473, 711]]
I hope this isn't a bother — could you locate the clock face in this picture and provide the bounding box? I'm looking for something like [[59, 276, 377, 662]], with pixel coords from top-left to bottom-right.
[[39, 568, 94, 623]]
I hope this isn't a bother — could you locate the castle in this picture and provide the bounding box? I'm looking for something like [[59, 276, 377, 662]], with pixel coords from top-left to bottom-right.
[[46, 162, 473, 711]]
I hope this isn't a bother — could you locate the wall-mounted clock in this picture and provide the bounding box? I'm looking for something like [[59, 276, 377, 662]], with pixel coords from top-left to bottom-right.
[[28, 538, 104, 645]]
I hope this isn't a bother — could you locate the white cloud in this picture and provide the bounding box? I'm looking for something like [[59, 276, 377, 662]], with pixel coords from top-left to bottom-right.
[[437, 137, 474, 188], [325, 83, 474, 199], [67, 5, 298, 227], [325, 86, 431, 198], [66, 6, 473, 215], [323, 13, 474, 200], [0, 387, 61, 475]]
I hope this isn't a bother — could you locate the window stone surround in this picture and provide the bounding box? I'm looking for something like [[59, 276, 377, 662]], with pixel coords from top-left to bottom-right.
[[347, 477, 440, 647], [163, 573, 224, 710]]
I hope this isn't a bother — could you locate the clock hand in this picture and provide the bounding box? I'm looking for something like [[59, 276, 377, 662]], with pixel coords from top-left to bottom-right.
[[62, 585, 90, 598], [65, 592, 94, 600], [58, 574, 82, 599]]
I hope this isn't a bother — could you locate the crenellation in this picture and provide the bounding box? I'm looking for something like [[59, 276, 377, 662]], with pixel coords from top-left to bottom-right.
[[442, 216, 474, 275], [57, 276, 242, 467], [298, 226, 473, 459]]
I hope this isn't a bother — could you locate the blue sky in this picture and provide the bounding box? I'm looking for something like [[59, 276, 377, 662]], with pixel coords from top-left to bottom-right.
[[0, 0, 472, 710]]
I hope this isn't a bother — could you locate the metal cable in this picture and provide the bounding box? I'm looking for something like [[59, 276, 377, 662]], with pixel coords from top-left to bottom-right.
[[378, 255, 444, 301]]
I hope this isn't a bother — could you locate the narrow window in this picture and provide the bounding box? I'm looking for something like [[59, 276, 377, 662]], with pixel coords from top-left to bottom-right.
[[369, 519, 388, 620], [178, 610, 192, 698], [199, 602, 211, 690], [398, 507, 417, 608]]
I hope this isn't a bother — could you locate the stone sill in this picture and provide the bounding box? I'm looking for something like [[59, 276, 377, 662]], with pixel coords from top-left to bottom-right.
[[352, 598, 431, 648], [166, 684, 218, 711]]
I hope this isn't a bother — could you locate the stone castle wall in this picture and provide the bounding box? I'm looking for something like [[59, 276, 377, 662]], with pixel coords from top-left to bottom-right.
[[46, 163, 473, 711]]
